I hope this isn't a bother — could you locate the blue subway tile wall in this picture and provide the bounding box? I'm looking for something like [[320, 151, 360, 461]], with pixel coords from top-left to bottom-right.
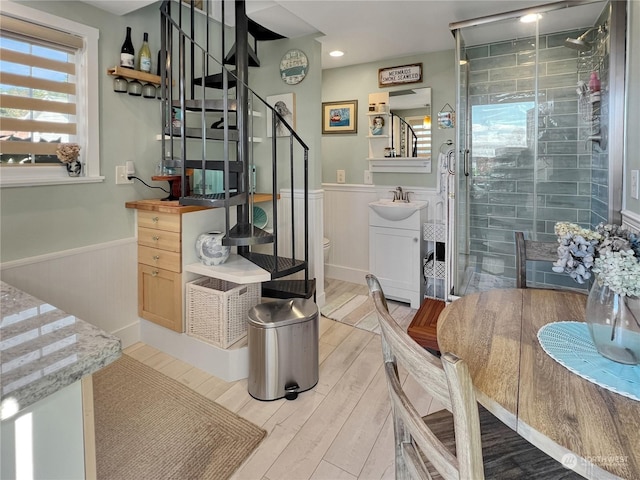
[[466, 26, 609, 286]]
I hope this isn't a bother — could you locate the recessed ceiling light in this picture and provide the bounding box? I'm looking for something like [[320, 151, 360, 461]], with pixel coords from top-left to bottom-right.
[[329, 50, 344, 57], [520, 13, 542, 23]]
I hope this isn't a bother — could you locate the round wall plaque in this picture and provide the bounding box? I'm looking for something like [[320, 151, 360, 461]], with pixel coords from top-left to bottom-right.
[[279, 49, 308, 85]]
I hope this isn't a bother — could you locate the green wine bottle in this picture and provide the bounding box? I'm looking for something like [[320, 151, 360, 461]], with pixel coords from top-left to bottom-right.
[[138, 32, 151, 73]]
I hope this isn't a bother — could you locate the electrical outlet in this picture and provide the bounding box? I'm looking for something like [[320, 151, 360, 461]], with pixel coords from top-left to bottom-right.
[[632, 170, 639, 200], [337, 169, 345, 184], [116, 165, 134, 184], [364, 170, 373, 185]]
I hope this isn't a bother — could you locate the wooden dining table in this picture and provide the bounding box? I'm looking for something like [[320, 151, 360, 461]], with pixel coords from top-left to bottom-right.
[[436, 288, 640, 480]]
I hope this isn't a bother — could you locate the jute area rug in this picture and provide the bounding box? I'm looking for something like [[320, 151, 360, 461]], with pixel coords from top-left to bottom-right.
[[92, 354, 266, 480], [321, 293, 416, 333]]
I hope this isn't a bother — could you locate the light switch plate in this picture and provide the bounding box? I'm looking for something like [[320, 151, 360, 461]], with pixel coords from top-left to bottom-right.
[[116, 165, 134, 184], [364, 170, 373, 184]]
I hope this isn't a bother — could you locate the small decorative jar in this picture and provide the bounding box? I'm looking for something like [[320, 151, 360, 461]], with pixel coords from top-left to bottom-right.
[[586, 282, 640, 364], [195, 231, 230, 266], [66, 160, 82, 177]]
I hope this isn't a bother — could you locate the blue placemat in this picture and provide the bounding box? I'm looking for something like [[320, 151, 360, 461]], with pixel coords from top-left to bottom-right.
[[537, 321, 640, 401]]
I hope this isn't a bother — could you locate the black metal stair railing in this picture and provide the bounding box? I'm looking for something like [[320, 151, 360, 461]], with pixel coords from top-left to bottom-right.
[[158, 0, 314, 298]]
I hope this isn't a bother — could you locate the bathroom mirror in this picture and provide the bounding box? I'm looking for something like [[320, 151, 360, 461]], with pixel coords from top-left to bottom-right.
[[388, 87, 432, 158]]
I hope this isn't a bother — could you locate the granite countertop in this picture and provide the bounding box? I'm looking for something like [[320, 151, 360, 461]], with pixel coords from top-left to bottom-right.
[[0, 281, 122, 418]]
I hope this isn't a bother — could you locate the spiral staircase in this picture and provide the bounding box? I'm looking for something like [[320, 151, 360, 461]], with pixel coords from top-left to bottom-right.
[[159, 0, 315, 299]]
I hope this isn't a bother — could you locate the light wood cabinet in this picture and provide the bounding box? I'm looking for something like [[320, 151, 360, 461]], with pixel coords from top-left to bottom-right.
[[126, 199, 228, 333], [138, 264, 182, 331], [127, 196, 272, 333], [135, 207, 184, 332]]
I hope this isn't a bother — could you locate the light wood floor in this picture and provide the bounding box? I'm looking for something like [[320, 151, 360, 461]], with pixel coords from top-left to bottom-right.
[[124, 278, 442, 480]]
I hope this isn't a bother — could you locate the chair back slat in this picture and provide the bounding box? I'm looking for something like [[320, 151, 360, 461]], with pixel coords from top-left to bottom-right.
[[366, 274, 485, 480], [515, 231, 558, 288]]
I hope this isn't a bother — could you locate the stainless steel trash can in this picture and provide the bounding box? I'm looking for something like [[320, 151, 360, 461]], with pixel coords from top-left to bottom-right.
[[247, 298, 319, 401]]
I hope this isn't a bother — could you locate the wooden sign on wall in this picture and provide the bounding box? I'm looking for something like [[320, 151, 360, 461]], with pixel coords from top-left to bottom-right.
[[378, 63, 422, 87]]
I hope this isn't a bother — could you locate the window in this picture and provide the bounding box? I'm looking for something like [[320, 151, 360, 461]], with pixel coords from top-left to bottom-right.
[[406, 115, 432, 158], [0, 2, 101, 187]]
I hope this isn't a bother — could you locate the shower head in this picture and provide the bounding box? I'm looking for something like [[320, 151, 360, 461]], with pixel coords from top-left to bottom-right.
[[564, 25, 605, 51], [564, 36, 593, 51]]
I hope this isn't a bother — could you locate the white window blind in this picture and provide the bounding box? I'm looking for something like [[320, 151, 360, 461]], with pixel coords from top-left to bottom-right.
[[0, 2, 101, 187], [0, 14, 82, 164]]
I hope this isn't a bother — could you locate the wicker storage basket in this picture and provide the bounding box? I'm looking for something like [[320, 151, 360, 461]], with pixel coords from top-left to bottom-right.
[[186, 277, 261, 348]]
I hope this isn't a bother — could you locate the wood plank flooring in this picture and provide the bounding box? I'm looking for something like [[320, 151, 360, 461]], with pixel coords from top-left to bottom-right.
[[123, 278, 441, 480]]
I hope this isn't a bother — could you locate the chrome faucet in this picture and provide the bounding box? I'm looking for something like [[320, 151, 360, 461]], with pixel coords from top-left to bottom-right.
[[390, 186, 413, 202]]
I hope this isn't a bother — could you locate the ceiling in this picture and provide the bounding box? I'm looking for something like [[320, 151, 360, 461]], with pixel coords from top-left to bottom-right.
[[81, 0, 606, 69]]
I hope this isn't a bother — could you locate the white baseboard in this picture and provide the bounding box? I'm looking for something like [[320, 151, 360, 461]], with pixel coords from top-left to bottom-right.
[[140, 319, 249, 382], [325, 264, 368, 285], [112, 321, 140, 350]]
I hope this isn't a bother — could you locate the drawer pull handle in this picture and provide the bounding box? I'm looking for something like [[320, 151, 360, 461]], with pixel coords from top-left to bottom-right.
[[152, 270, 159, 277], [152, 236, 160, 241], [153, 255, 160, 261], [152, 216, 159, 223]]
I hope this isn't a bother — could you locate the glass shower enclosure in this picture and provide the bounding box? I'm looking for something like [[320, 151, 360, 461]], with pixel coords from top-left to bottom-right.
[[448, 0, 626, 297]]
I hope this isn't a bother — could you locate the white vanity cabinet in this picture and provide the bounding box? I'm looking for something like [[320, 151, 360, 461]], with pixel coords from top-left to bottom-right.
[[369, 205, 426, 308]]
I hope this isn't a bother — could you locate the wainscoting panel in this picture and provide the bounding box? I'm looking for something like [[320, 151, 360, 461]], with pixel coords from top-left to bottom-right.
[[0, 239, 139, 347], [277, 189, 325, 306], [622, 209, 640, 233], [322, 184, 446, 285]]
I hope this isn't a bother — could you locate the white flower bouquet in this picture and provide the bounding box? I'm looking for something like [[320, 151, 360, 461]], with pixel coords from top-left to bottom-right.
[[55, 143, 81, 164], [553, 222, 640, 297]]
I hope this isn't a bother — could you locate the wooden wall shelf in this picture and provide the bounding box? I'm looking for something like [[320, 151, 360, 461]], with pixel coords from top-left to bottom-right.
[[107, 66, 168, 86]]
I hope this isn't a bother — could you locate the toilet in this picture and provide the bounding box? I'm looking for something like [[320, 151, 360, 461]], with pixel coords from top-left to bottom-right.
[[323, 237, 331, 264]]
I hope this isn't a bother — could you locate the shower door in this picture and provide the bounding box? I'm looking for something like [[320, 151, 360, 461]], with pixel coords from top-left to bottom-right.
[[449, 0, 619, 297]]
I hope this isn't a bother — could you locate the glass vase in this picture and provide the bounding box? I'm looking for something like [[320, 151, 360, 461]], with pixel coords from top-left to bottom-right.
[[585, 282, 640, 364]]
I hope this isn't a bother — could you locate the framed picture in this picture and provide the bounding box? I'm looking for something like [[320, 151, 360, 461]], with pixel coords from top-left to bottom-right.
[[322, 100, 358, 134], [266, 93, 296, 137]]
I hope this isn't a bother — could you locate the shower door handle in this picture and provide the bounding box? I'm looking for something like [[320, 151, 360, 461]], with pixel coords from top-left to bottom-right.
[[463, 149, 470, 177]]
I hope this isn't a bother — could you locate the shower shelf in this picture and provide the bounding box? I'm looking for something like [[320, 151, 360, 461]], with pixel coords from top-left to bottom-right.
[[578, 55, 604, 77]]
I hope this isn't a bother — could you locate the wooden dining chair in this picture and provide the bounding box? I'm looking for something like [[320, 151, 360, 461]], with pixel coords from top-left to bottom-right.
[[366, 274, 582, 479], [515, 231, 559, 288]]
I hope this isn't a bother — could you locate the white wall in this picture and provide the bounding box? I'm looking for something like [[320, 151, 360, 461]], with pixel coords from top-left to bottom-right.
[[1, 240, 140, 347]]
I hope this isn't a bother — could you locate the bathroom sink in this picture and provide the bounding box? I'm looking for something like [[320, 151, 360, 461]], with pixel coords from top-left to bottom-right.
[[368, 199, 427, 221]]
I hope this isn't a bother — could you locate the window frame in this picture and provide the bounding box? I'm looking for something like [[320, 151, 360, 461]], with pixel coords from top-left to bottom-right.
[[0, 1, 102, 187]]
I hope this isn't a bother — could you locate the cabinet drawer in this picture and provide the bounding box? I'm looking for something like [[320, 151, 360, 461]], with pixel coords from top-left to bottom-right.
[[138, 227, 181, 252], [138, 211, 181, 233], [138, 264, 182, 332], [138, 245, 181, 272]]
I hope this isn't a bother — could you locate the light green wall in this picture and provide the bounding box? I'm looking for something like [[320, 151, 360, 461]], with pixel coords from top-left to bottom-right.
[[625, 0, 640, 215], [250, 35, 323, 190], [321, 50, 455, 187], [1, 1, 164, 262], [0, 2, 322, 263]]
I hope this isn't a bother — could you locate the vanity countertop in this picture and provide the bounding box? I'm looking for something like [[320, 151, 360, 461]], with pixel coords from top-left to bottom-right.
[[0, 281, 122, 417]]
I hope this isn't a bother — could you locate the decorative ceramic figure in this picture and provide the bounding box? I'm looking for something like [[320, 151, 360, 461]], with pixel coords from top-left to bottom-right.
[[195, 231, 230, 266], [66, 160, 82, 177]]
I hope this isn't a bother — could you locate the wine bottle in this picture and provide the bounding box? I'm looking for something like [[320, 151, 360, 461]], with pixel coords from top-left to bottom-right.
[[120, 26, 135, 69], [156, 49, 171, 76], [138, 32, 152, 73]]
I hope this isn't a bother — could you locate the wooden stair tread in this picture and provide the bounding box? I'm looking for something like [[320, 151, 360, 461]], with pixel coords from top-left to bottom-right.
[[407, 298, 446, 351]]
